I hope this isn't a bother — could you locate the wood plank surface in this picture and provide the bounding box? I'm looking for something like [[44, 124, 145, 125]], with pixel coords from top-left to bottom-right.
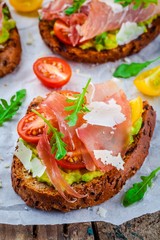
[[0, 211, 160, 240]]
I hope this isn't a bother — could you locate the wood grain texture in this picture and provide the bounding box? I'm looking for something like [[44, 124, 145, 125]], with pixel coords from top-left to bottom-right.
[[0, 212, 160, 239]]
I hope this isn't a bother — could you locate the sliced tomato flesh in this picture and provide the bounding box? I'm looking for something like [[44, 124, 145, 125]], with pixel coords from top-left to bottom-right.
[[17, 111, 45, 144], [57, 156, 86, 170], [33, 57, 72, 88], [54, 19, 72, 45]]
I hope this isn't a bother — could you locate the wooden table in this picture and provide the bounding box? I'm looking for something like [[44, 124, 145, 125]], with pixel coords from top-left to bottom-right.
[[0, 211, 160, 239]]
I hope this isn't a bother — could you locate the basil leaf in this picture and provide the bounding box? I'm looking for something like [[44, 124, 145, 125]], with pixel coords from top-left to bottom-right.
[[113, 56, 160, 78], [65, 0, 86, 15], [123, 166, 160, 207], [0, 89, 26, 126]]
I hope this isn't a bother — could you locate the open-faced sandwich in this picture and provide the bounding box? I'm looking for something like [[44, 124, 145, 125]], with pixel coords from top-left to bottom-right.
[[39, 0, 160, 63], [0, 2, 21, 78], [12, 80, 156, 212]]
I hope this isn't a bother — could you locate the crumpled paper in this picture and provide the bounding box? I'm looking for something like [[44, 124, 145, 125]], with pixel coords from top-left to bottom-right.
[[0, 0, 160, 225]]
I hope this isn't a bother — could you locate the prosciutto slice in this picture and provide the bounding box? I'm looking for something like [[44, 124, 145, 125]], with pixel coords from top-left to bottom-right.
[[79, 0, 160, 42], [40, 0, 160, 45], [41, 92, 96, 171], [40, 0, 73, 20], [37, 131, 86, 201], [76, 81, 132, 171]]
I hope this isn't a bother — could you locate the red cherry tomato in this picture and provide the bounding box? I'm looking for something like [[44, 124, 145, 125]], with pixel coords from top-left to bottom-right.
[[17, 111, 45, 143], [57, 157, 85, 170], [54, 20, 72, 45], [33, 57, 72, 88]]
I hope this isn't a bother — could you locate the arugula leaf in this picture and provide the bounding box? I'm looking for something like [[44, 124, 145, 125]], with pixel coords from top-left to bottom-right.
[[32, 110, 67, 160], [113, 56, 160, 78], [65, 79, 91, 126], [114, 0, 158, 10], [0, 89, 26, 126], [64, 0, 86, 15], [123, 166, 160, 207]]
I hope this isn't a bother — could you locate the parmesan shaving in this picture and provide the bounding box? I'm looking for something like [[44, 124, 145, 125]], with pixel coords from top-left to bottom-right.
[[93, 150, 124, 170], [83, 99, 126, 128]]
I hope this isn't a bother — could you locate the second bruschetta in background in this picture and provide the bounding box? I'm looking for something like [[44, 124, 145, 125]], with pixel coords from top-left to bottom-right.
[[39, 0, 160, 63]]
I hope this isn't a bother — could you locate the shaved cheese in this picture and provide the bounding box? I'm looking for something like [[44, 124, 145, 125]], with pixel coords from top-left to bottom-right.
[[117, 22, 145, 45], [99, 0, 125, 13], [83, 99, 126, 128], [93, 150, 124, 170], [14, 140, 46, 178], [14, 141, 32, 171], [30, 157, 46, 177]]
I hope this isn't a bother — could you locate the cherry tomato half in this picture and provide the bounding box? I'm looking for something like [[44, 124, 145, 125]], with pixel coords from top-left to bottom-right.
[[33, 57, 72, 88], [134, 66, 160, 97], [17, 111, 45, 143], [54, 20, 72, 45], [57, 157, 85, 170]]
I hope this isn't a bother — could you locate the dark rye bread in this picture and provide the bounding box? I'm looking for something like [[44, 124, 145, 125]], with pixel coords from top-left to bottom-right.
[[11, 98, 156, 212], [0, 4, 21, 78], [39, 17, 160, 63]]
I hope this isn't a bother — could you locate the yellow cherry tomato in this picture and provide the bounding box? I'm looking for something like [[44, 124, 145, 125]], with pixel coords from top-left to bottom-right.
[[9, 0, 43, 13], [134, 66, 160, 97], [129, 96, 143, 124]]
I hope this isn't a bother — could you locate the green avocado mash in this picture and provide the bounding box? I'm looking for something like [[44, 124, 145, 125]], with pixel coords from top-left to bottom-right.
[[0, 7, 16, 44], [38, 169, 103, 185], [78, 15, 158, 52], [21, 139, 104, 185]]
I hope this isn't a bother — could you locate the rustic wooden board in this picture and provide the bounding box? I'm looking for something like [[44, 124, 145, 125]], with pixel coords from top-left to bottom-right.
[[0, 211, 160, 239]]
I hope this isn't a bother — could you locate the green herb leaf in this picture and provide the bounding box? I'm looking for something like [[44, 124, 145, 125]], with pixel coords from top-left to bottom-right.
[[0, 89, 26, 126], [114, 0, 158, 10], [113, 56, 160, 78], [64, 0, 86, 15], [32, 110, 67, 160], [65, 79, 91, 126], [123, 166, 160, 207]]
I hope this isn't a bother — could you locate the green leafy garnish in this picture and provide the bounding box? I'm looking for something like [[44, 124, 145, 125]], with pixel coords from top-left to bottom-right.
[[65, 79, 91, 126], [32, 110, 67, 160], [64, 0, 86, 15], [123, 166, 160, 207], [113, 56, 160, 78], [114, 0, 158, 10], [0, 89, 26, 126]]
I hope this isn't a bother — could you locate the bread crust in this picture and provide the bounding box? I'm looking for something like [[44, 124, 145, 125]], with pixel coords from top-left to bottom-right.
[[39, 17, 160, 63], [11, 98, 156, 212], [0, 5, 21, 78]]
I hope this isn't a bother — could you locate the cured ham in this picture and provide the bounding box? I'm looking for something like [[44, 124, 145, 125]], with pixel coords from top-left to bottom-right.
[[40, 0, 160, 45], [79, 0, 160, 42], [40, 0, 73, 20], [76, 81, 132, 171], [40, 81, 131, 173], [41, 91, 96, 171], [37, 130, 86, 201]]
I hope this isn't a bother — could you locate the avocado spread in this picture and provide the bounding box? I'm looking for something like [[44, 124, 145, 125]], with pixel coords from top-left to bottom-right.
[[0, 6, 16, 44]]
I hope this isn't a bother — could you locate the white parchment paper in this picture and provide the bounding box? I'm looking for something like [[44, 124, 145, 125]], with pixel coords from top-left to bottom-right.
[[0, 0, 160, 225]]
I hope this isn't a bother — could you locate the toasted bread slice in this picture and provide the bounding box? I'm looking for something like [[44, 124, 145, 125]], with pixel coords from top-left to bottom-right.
[[0, 4, 21, 78], [11, 98, 156, 212], [39, 17, 160, 63]]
